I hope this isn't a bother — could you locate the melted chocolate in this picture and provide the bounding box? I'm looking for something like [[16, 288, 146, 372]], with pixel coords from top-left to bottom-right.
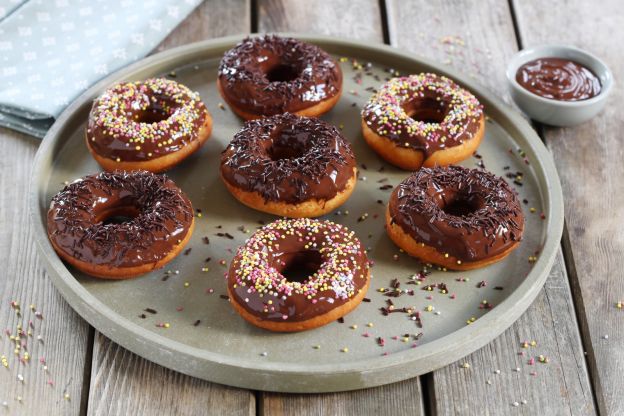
[[47, 171, 194, 269], [87, 78, 207, 162], [228, 218, 369, 323], [389, 166, 524, 262], [220, 113, 356, 204], [218, 35, 342, 116], [516, 58, 601, 101]]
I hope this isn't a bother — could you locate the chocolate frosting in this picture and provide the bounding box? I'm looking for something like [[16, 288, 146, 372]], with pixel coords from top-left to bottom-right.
[[218, 35, 342, 116], [362, 74, 483, 157], [516, 57, 601, 101], [228, 218, 369, 323], [388, 166, 524, 262], [220, 113, 356, 204], [47, 171, 194, 269], [87, 78, 207, 162]]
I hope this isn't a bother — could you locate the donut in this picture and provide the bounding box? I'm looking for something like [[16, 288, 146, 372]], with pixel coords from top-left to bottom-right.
[[386, 166, 524, 270], [86, 78, 212, 173], [217, 35, 342, 119], [227, 218, 370, 332], [220, 113, 357, 218], [47, 171, 195, 279], [361, 73, 484, 170]]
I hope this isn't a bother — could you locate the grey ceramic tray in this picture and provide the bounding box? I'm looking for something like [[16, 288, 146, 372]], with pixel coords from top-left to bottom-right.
[[30, 34, 563, 393]]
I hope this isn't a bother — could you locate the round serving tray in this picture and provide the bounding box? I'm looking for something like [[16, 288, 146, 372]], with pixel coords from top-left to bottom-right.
[[30, 34, 563, 393]]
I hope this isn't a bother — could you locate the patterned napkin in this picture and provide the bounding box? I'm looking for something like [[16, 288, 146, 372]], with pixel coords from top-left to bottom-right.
[[0, 0, 202, 138]]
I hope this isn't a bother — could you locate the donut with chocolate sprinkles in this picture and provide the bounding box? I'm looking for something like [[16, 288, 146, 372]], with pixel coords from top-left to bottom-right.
[[86, 78, 212, 173], [217, 35, 342, 119], [47, 171, 195, 279], [386, 166, 524, 270], [220, 113, 357, 218], [228, 218, 370, 332], [362, 73, 484, 170]]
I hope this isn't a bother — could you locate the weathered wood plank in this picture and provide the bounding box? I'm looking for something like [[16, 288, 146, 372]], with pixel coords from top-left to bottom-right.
[[257, 0, 384, 42], [513, 1, 624, 414], [386, 0, 596, 414], [0, 129, 91, 414], [86, 333, 255, 416], [86, 1, 255, 415], [257, 1, 425, 413]]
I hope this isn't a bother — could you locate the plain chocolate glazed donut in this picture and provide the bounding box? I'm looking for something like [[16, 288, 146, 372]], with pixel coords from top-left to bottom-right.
[[217, 35, 342, 118]]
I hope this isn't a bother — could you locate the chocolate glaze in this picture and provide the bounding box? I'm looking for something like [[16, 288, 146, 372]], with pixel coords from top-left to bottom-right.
[[362, 74, 483, 157], [221, 113, 356, 204], [516, 58, 601, 101], [47, 171, 194, 269], [228, 218, 369, 323], [87, 78, 207, 162], [389, 166, 524, 262], [218, 35, 342, 116]]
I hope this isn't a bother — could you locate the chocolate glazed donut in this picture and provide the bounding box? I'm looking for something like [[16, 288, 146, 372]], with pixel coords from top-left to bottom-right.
[[217, 35, 343, 119], [220, 113, 357, 218], [386, 166, 524, 270], [227, 218, 370, 332], [47, 171, 194, 279]]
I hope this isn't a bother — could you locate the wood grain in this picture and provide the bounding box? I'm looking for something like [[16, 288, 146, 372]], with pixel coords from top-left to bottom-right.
[[257, 0, 384, 42], [86, 1, 255, 415], [257, 0, 425, 413], [0, 129, 91, 414], [86, 333, 254, 416], [386, 1, 596, 414], [513, 1, 624, 414]]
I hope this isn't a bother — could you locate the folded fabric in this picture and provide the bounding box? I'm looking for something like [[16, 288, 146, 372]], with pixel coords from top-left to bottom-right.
[[0, 0, 202, 138]]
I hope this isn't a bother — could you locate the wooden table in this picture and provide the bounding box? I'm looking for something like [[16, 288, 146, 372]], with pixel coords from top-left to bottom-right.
[[1, 1, 621, 414]]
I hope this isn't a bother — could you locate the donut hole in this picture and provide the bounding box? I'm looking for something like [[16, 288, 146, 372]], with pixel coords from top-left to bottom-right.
[[265, 64, 300, 83], [267, 128, 312, 161], [134, 108, 170, 124], [276, 250, 324, 283], [96, 205, 141, 226], [440, 193, 482, 217], [404, 97, 448, 124]]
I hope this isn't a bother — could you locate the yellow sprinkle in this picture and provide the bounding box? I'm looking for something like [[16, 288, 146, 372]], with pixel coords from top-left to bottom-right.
[[163, 323, 170, 329], [367, 322, 374, 327], [184, 282, 190, 288], [341, 347, 349, 353]]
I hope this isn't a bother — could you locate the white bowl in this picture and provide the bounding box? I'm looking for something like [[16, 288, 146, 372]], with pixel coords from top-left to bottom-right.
[[506, 45, 613, 126]]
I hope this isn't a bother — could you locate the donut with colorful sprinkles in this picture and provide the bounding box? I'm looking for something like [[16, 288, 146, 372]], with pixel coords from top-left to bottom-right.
[[86, 78, 212, 173], [227, 218, 370, 332], [361, 73, 484, 170]]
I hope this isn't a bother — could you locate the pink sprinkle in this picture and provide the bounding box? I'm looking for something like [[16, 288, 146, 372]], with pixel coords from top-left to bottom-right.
[[39, 357, 46, 364], [282, 315, 288, 320], [426, 295, 433, 300], [47, 380, 54, 386], [176, 306, 184, 312], [450, 294, 457, 299], [528, 357, 535, 365], [530, 371, 537, 376]]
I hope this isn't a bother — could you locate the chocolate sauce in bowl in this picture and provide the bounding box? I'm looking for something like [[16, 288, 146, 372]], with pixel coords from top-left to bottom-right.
[[516, 57, 601, 101]]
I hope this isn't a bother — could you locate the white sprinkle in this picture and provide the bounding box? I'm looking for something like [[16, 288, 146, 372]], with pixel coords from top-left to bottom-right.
[[434, 311, 441, 315], [1, 401, 7, 407], [512, 401, 519, 407], [17, 374, 23, 382], [603, 334, 609, 340], [514, 367, 521, 372], [494, 369, 501, 374], [486, 380, 492, 385], [260, 352, 267, 357], [521, 399, 528, 405], [36, 335, 43, 342], [174, 270, 180, 275]]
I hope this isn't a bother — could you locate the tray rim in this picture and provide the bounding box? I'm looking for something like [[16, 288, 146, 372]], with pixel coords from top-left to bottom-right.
[[29, 33, 564, 392]]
